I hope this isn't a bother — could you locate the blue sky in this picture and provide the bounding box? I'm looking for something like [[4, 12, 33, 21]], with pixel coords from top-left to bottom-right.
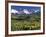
[[11, 6, 41, 12]]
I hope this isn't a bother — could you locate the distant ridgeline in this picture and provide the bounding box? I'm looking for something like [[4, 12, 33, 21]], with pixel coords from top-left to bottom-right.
[[11, 9, 40, 20]]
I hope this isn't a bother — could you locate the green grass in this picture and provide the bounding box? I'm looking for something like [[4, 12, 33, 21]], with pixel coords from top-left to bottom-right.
[[11, 15, 41, 31]]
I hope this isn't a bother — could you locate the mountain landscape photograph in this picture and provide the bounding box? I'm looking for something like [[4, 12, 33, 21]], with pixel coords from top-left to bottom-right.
[[11, 6, 41, 31]]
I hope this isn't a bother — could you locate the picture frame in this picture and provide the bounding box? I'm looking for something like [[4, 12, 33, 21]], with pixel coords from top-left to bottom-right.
[[5, 1, 45, 37]]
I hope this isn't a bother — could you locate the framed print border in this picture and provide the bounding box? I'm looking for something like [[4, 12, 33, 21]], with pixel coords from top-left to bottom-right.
[[5, 0, 45, 37]]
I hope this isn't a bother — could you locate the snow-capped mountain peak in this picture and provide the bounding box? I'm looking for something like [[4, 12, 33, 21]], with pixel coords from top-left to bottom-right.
[[11, 9, 18, 13], [35, 10, 39, 12], [23, 9, 30, 14], [11, 9, 33, 14]]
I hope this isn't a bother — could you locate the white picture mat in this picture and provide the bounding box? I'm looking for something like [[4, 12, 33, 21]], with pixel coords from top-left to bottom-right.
[[8, 3, 43, 34]]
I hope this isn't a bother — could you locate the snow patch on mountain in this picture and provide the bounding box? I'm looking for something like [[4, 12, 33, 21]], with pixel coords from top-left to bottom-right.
[[11, 9, 18, 14], [23, 9, 30, 14], [11, 9, 33, 14]]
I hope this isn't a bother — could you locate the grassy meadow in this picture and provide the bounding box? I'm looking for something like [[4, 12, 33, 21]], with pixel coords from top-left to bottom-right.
[[11, 13, 41, 31]]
